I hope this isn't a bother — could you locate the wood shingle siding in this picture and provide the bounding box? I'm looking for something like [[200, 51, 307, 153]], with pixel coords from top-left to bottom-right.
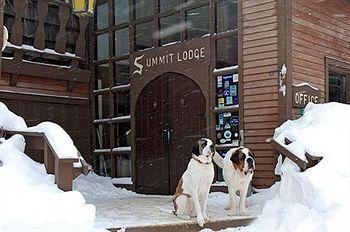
[[291, 0, 350, 117], [240, 0, 279, 188]]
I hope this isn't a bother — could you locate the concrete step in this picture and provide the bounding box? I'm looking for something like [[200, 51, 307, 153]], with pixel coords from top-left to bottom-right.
[[108, 217, 254, 232]]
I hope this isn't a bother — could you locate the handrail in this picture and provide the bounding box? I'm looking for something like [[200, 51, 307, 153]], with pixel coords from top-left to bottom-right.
[[271, 138, 323, 172], [3, 130, 89, 191]]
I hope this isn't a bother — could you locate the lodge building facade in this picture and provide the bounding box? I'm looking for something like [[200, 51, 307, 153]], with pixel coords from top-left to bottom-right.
[[1, 0, 350, 195]]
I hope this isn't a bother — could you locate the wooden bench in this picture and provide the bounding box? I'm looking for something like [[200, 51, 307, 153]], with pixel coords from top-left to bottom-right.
[[4, 130, 89, 191], [270, 137, 323, 171]]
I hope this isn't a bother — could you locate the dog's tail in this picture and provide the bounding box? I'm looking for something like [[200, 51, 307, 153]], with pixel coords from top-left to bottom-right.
[[213, 152, 224, 169]]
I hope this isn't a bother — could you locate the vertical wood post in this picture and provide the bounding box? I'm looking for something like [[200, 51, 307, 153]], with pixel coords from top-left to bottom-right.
[[34, 0, 49, 50], [44, 140, 55, 174], [55, 159, 74, 191]]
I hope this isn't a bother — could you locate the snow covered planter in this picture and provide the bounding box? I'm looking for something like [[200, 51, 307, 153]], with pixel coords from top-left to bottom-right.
[[218, 102, 350, 232]]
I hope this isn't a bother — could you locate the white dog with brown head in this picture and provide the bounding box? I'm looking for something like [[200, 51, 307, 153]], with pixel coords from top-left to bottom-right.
[[173, 138, 215, 227], [213, 146, 255, 216]]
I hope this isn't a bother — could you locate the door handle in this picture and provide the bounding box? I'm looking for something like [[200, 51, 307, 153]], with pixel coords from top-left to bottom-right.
[[163, 129, 172, 144]]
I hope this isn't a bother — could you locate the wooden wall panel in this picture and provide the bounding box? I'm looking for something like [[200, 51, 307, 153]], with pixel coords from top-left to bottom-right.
[[0, 98, 91, 163], [291, 0, 350, 114], [241, 0, 279, 189]]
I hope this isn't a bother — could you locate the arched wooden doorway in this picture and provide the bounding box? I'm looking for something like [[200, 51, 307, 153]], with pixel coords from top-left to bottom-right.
[[135, 73, 206, 195]]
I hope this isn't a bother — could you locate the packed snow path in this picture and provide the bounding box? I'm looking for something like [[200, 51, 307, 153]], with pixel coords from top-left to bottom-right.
[[74, 173, 260, 229]]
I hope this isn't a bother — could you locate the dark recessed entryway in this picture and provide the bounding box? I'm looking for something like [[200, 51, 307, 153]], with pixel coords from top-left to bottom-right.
[[135, 73, 206, 195]]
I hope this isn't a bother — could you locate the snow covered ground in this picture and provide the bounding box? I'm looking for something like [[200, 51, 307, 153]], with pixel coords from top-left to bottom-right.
[[0, 135, 104, 232], [1, 101, 349, 231], [74, 173, 259, 229]]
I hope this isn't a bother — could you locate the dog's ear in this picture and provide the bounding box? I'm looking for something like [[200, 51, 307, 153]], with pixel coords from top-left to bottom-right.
[[192, 142, 200, 156], [249, 150, 256, 161], [230, 149, 241, 164]]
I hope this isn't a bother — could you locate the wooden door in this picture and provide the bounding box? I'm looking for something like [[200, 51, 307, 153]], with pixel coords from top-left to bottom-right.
[[135, 73, 206, 195]]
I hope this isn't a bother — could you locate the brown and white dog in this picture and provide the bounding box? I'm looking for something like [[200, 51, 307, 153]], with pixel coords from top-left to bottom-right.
[[173, 138, 215, 227], [213, 146, 255, 216]]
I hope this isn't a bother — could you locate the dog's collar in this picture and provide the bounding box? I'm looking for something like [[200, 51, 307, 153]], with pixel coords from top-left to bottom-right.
[[192, 154, 212, 164]]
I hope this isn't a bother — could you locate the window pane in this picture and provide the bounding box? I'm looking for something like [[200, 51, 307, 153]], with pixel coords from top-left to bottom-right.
[[97, 3, 108, 30], [160, 15, 181, 45], [216, 37, 238, 68], [95, 92, 110, 120], [114, 91, 130, 116], [116, 155, 131, 177], [135, 21, 154, 51], [329, 72, 347, 103], [96, 63, 110, 90], [187, 0, 208, 4], [160, 0, 182, 12], [115, 28, 130, 56], [97, 33, 109, 60], [215, 111, 239, 145], [216, 0, 237, 33], [95, 124, 110, 148], [186, 5, 210, 39], [115, 0, 129, 25], [114, 60, 130, 85], [114, 122, 131, 147], [135, 0, 153, 19]]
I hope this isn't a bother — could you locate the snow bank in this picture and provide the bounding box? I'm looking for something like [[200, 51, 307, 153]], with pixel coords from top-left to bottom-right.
[[0, 135, 100, 232], [221, 102, 350, 232], [0, 101, 78, 159], [0, 102, 27, 130], [74, 172, 137, 203]]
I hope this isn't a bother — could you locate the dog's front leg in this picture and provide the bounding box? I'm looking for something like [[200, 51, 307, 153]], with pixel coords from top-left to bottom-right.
[[227, 188, 237, 216], [201, 189, 210, 221], [191, 191, 205, 227], [239, 186, 248, 216]]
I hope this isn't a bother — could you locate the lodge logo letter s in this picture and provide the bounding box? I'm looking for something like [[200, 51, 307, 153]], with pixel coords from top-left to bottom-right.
[[133, 54, 145, 76]]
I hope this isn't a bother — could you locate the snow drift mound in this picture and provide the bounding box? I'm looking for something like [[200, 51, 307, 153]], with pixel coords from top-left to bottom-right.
[[0, 135, 96, 231], [224, 102, 350, 232]]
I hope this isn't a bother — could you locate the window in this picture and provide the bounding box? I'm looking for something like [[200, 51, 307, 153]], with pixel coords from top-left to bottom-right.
[[114, 92, 130, 116], [95, 124, 110, 148], [96, 3, 108, 30], [187, 0, 208, 4], [329, 72, 348, 104], [159, 0, 182, 12], [44, 5, 60, 49], [114, 122, 131, 147], [135, 0, 153, 19], [115, 28, 130, 57], [96, 63, 110, 90], [114, 60, 130, 85], [216, 0, 237, 33], [216, 36, 238, 68], [22, 0, 38, 46], [96, 33, 109, 60], [160, 14, 181, 45], [134, 21, 154, 51], [65, 15, 80, 53], [186, 5, 210, 39], [95, 92, 110, 119], [115, 0, 129, 25]]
